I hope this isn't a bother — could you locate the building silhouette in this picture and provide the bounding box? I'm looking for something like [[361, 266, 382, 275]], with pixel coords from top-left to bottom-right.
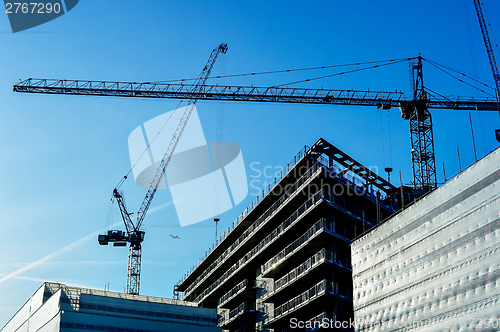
[[175, 138, 399, 331]]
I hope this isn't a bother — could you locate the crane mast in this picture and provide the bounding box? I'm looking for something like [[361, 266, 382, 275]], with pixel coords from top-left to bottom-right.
[[408, 56, 437, 191], [99, 43, 228, 295]]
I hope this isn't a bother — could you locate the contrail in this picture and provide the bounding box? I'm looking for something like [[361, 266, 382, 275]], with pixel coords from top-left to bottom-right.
[[0, 223, 118, 284], [0, 273, 98, 290], [146, 200, 175, 214], [0, 200, 175, 285], [0, 261, 124, 268]]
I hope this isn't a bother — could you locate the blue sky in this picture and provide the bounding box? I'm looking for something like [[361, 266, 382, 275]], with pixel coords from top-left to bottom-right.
[[1, 0, 499, 325]]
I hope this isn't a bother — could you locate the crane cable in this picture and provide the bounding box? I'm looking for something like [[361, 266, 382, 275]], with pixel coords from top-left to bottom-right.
[[115, 98, 185, 190], [106, 196, 116, 232], [423, 58, 496, 96], [271, 58, 412, 88], [147, 57, 416, 84], [424, 57, 496, 89], [424, 86, 456, 102]]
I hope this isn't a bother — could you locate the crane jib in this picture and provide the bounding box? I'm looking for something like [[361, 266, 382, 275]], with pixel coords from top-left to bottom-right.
[[476, 102, 500, 111]]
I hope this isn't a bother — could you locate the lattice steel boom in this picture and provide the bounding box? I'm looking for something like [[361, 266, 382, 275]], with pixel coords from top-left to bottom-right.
[[13, 78, 497, 111]]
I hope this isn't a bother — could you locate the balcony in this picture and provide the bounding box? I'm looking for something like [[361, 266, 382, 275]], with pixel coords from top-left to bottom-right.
[[264, 280, 351, 328], [261, 218, 352, 278], [218, 279, 256, 309], [262, 248, 350, 303], [218, 302, 255, 330]]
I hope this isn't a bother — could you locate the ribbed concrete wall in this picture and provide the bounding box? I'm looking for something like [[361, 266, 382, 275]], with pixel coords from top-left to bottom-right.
[[351, 147, 500, 331]]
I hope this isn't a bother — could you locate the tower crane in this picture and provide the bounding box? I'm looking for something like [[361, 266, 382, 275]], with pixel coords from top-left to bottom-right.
[[95, 43, 227, 295], [473, 0, 500, 141], [13, 56, 498, 193]]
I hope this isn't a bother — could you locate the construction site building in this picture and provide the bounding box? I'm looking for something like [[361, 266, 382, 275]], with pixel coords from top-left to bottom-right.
[[175, 138, 399, 331]]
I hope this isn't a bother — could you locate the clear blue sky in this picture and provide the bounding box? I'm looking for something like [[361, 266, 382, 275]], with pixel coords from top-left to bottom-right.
[[1, 0, 499, 325]]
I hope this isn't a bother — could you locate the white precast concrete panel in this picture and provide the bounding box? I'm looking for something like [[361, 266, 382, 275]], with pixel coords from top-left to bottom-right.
[[351, 147, 500, 331], [2, 283, 47, 332], [2, 283, 221, 332], [2, 288, 61, 332], [28, 289, 61, 331]]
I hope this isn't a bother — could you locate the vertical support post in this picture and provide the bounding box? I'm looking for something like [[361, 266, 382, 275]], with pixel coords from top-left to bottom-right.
[[469, 112, 477, 162], [362, 210, 366, 233], [442, 162, 447, 183], [399, 171, 405, 209], [328, 153, 334, 171]]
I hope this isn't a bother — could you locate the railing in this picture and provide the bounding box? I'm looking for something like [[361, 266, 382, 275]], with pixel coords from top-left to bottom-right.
[[193, 191, 325, 303], [268, 280, 330, 324], [218, 302, 247, 326], [178, 145, 310, 286], [261, 218, 337, 275], [218, 279, 252, 307], [183, 164, 325, 298], [265, 248, 349, 300], [229, 302, 246, 320]]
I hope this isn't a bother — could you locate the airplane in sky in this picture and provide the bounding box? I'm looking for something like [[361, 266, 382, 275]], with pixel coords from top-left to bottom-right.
[[170, 234, 180, 239]]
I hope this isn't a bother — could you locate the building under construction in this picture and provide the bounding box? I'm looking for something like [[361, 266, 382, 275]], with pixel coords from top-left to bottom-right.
[[175, 138, 403, 331]]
